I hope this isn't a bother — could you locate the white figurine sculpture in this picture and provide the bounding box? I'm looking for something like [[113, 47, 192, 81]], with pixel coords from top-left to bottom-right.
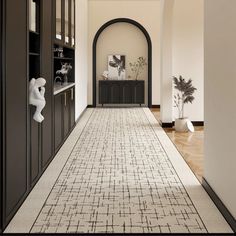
[[29, 78, 46, 123]]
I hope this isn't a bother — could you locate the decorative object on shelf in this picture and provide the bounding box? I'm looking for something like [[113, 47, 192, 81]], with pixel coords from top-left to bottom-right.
[[173, 75, 197, 132], [108, 55, 125, 80], [54, 47, 64, 58], [29, 77, 46, 123], [29, 0, 37, 32], [54, 76, 63, 85], [129, 57, 147, 80], [56, 62, 72, 84], [101, 70, 109, 80]]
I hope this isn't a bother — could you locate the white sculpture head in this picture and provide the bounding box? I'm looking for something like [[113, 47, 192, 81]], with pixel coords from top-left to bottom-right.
[[35, 77, 46, 88]]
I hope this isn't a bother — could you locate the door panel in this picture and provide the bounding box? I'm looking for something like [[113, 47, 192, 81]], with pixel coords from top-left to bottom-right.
[[109, 82, 120, 104], [134, 81, 144, 104], [5, 0, 28, 221], [122, 82, 133, 104], [54, 94, 63, 151], [0, 0, 2, 231], [63, 91, 70, 138], [99, 82, 109, 104], [30, 108, 40, 185], [41, 0, 53, 168], [70, 87, 75, 128]]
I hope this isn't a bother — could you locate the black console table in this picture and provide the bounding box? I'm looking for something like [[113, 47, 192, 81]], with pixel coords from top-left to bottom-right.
[[99, 80, 145, 106]]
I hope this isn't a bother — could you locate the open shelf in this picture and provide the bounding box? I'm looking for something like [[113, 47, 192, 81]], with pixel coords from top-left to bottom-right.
[[29, 11, 40, 80], [29, 30, 40, 35], [29, 32, 40, 55], [53, 44, 75, 84], [29, 52, 40, 56], [29, 56, 40, 79], [54, 56, 73, 60]]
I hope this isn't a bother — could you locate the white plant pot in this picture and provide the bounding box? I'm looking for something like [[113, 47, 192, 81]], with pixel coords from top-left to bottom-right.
[[175, 118, 189, 132]]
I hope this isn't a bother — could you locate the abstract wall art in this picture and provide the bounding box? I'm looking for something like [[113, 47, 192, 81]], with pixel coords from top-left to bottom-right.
[[108, 55, 126, 80]]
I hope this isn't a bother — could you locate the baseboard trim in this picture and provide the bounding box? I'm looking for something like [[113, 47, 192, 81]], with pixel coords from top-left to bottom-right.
[[172, 121, 204, 127], [161, 122, 173, 128], [202, 178, 236, 233], [75, 107, 89, 124], [192, 121, 204, 126], [151, 105, 160, 108], [87, 105, 94, 108]]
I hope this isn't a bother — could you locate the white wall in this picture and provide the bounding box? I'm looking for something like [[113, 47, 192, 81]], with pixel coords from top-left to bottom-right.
[[160, 0, 174, 123], [172, 0, 204, 121], [75, 0, 88, 119], [96, 23, 148, 105], [88, 0, 161, 105], [204, 0, 236, 219]]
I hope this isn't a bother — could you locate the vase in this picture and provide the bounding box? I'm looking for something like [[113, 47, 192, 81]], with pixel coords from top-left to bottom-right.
[[175, 118, 189, 132]]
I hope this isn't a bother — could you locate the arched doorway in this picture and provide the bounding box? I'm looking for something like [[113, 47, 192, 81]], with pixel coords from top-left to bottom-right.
[[92, 18, 152, 107]]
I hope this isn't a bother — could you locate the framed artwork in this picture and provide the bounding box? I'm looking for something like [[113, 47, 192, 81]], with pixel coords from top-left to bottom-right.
[[108, 55, 126, 80]]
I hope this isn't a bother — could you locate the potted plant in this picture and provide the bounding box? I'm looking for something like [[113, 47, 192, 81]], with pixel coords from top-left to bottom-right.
[[173, 76, 197, 132], [129, 57, 147, 80]]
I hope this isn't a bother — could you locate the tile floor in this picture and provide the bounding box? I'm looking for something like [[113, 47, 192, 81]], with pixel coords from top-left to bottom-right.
[[4, 108, 233, 234]]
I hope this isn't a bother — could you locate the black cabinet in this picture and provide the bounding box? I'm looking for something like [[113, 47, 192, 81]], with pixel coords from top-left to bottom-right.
[[99, 80, 145, 105], [54, 86, 75, 152]]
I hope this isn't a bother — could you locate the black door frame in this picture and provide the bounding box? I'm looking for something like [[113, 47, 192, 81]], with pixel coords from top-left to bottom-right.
[[0, 0, 3, 232], [92, 18, 152, 107]]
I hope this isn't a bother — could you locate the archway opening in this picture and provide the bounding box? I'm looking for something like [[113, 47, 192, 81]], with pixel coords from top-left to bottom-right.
[[92, 18, 152, 107]]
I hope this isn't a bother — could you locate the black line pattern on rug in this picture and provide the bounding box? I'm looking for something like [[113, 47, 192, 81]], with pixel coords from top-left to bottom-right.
[[31, 108, 207, 234], [142, 108, 208, 233]]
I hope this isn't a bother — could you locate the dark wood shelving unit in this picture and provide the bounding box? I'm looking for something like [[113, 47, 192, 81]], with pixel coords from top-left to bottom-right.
[[53, 0, 75, 48], [53, 0, 76, 153], [53, 43, 75, 84], [0, 0, 76, 232]]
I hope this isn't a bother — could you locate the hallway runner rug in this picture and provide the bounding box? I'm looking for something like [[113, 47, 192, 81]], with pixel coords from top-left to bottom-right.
[[31, 108, 207, 233]]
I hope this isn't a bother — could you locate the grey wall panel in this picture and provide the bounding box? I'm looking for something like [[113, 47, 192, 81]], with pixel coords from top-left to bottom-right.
[[41, 0, 53, 168], [0, 0, 3, 232], [30, 108, 40, 184], [5, 0, 28, 220], [54, 94, 63, 151]]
